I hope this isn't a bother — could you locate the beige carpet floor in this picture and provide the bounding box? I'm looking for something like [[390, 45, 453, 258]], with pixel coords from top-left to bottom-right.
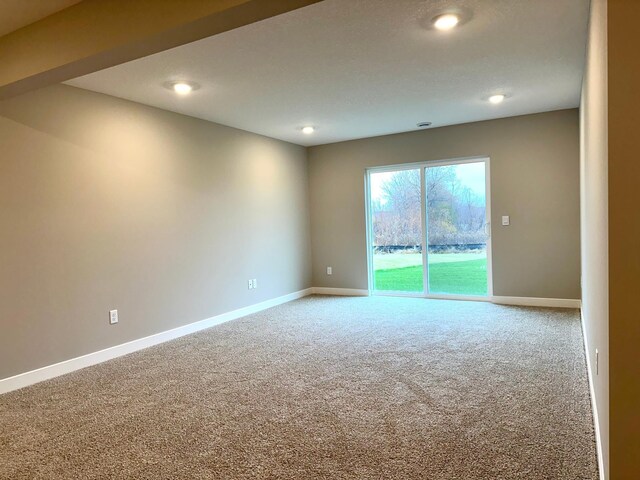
[[1, 296, 598, 479]]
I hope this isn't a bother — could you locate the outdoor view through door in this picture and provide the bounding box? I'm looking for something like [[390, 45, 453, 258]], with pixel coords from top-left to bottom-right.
[[370, 168, 424, 293], [369, 159, 490, 298]]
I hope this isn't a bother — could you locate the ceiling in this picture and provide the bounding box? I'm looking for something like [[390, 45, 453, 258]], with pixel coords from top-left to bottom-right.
[[0, 0, 82, 37], [66, 0, 590, 147]]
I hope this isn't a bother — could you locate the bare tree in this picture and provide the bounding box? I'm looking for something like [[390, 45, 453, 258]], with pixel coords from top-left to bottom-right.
[[372, 167, 486, 249]]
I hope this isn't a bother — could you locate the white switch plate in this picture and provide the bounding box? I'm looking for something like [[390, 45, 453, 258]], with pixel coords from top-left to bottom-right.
[[252, 279, 257, 289], [502, 215, 510, 226], [109, 309, 118, 325], [327, 266, 332, 275], [248, 279, 253, 290]]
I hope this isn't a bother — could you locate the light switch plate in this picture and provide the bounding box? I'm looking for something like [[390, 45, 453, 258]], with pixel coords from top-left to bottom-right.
[[502, 215, 510, 226]]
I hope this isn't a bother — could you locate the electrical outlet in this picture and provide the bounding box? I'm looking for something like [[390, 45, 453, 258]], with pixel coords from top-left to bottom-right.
[[248, 279, 253, 290], [327, 266, 332, 275], [252, 279, 258, 289], [109, 309, 118, 325]]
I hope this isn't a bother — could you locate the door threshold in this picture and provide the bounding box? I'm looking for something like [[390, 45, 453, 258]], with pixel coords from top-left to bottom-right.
[[372, 291, 490, 302]]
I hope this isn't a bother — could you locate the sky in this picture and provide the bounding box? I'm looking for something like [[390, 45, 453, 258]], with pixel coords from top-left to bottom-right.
[[454, 162, 485, 197]]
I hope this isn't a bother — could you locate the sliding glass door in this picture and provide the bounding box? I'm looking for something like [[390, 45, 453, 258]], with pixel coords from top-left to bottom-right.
[[425, 161, 489, 297], [367, 157, 491, 299], [369, 168, 424, 293]]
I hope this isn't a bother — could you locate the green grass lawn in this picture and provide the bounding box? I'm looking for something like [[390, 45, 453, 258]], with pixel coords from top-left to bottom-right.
[[374, 253, 487, 296]]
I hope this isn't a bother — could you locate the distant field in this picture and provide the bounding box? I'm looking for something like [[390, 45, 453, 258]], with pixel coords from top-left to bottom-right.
[[373, 253, 487, 296]]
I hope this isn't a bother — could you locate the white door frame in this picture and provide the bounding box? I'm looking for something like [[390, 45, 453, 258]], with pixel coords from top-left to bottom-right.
[[365, 155, 493, 302]]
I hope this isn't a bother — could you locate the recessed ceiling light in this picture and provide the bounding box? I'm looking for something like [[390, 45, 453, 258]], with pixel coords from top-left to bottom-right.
[[433, 13, 460, 31], [489, 94, 506, 104], [301, 126, 315, 134], [163, 80, 200, 95], [173, 83, 192, 94]]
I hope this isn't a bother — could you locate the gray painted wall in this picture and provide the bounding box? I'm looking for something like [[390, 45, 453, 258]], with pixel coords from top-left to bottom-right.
[[0, 85, 312, 379], [580, 0, 608, 476], [308, 110, 581, 299]]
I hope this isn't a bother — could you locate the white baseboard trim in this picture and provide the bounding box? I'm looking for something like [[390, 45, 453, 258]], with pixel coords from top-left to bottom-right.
[[311, 287, 370, 296], [0, 288, 313, 395], [580, 309, 606, 480], [310, 289, 580, 308], [0, 289, 584, 396], [492, 296, 581, 308]]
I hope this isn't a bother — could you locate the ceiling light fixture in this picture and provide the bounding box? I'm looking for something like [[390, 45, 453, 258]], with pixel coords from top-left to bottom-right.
[[301, 126, 315, 134], [173, 82, 193, 94], [163, 80, 200, 95], [433, 13, 460, 31], [488, 94, 506, 104]]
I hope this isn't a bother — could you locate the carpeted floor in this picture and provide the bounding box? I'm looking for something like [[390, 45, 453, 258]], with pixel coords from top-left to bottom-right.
[[0, 296, 598, 479]]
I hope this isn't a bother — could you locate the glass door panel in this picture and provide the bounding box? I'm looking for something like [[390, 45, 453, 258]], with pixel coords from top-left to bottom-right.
[[370, 168, 424, 293], [425, 162, 488, 296]]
